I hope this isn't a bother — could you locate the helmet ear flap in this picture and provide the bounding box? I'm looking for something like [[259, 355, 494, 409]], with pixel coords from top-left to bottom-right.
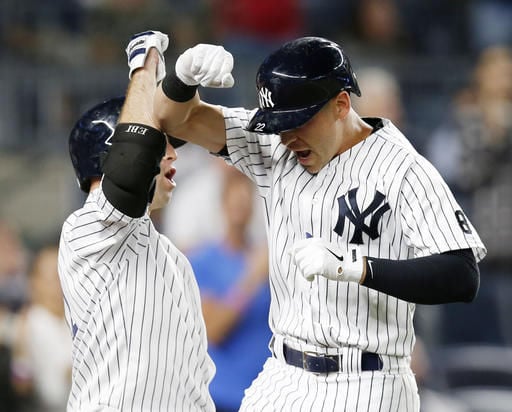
[[77, 178, 89, 193], [99, 150, 109, 170], [340, 55, 361, 97]]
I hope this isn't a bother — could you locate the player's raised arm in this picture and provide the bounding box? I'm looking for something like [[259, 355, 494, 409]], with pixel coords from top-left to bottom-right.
[[152, 42, 235, 154], [102, 33, 169, 217]]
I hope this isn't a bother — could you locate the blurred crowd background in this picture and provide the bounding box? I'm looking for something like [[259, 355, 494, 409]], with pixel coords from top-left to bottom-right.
[[0, 0, 511, 411]]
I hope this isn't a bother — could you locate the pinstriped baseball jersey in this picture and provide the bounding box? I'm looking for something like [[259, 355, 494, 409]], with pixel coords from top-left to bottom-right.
[[58, 187, 215, 412], [222, 108, 486, 357]]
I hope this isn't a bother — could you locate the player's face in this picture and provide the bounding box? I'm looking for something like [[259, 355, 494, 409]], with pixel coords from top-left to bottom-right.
[[151, 142, 177, 211], [280, 101, 342, 174]]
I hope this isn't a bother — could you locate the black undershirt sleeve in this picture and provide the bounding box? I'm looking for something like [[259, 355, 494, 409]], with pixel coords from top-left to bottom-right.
[[362, 249, 480, 304], [216, 144, 229, 157]]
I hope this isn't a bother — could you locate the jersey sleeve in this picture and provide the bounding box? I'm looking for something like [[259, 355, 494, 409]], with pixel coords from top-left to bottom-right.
[[398, 155, 487, 262], [221, 107, 276, 197], [61, 187, 141, 259]]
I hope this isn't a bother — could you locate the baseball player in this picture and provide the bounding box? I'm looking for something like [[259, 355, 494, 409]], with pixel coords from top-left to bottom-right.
[[139, 34, 486, 411], [58, 38, 215, 411]]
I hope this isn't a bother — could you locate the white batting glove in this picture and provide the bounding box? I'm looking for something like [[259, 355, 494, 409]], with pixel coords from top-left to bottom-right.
[[126, 30, 169, 82], [175, 44, 234, 88], [289, 238, 365, 283]]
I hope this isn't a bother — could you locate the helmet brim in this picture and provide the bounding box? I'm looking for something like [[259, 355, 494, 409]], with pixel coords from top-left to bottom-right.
[[165, 134, 187, 148], [245, 101, 327, 135]]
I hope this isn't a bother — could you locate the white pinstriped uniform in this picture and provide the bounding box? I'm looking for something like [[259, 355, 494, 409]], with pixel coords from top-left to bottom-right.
[[221, 108, 486, 412], [58, 187, 215, 412]]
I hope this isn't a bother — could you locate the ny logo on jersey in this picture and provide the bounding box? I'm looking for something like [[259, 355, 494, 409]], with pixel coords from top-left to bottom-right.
[[334, 188, 390, 244], [258, 87, 275, 108]]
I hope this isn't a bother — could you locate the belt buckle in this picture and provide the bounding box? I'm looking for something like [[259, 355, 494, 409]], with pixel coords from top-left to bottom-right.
[[302, 350, 340, 374], [302, 350, 320, 372]]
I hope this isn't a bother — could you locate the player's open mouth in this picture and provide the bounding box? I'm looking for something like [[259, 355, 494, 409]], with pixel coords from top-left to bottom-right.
[[296, 150, 311, 161], [165, 168, 176, 185]]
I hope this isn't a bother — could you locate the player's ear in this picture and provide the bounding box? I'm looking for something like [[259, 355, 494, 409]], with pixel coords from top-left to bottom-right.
[[333, 91, 351, 119]]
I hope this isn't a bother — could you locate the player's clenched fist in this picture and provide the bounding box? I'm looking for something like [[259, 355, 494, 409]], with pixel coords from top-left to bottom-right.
[[126, 30, 169, 82], [289, 237, 365, 283], [176, 44, 235, 88]]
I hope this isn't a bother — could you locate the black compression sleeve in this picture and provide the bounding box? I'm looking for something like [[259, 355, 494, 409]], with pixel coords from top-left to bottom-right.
[[362, 249, 479, 304], [102, 123, 166, 218]]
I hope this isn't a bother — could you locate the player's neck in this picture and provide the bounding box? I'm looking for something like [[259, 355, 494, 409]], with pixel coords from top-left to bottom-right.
[[337, 115, 374, 155], [89, 179, 101, 192]]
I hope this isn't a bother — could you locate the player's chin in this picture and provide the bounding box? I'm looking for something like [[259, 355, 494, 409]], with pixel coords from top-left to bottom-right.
[[304, 165, 321, 174], [296, 152, 321, 174], [157, 173, 177, 192], [151, 177, 175, 208], [150, 190, 173, 212], [301, 162, 321, 174], [160, 191, 173, 206]]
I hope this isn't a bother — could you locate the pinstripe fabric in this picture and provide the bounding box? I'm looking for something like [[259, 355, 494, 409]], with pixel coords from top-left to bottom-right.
[[58, 187, 215, 412], [222, 108, 486, 411], [240, 357, 419, 412]]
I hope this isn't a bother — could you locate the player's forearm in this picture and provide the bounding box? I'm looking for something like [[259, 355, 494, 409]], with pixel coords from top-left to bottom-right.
[[201, 299, 243, 345], [155, 74, 227, 153], [120, 50, 159, 127], [154, 79, 198, 132], [201, 256, 269, 345], [362, 248, 479, 304]]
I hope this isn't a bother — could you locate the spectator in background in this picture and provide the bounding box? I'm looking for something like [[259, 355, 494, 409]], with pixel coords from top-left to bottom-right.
[[161, 153, 266, 253], [1, 0, 86, 64], [187, 168, 271, 412], [352, 65, 428, 151], [211, 0, 303, 44], [0, 232, 70, 411], [0, 220, 29, 312], [398, 0, 469, 56], [352, 66, 405, 128], [207, 0, 305, 107], [300, 0, 355, 40], [0, 311, 19, 410], [87, 0, 220, 66], [0, 220, 29, 410], [427, 45, 512, 345], [466, 0, 512, 53], [350, 0, 410, 59], [11, 244, 71, 412]]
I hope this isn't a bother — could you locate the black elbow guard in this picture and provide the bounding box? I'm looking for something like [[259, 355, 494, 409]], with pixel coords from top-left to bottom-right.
[[102, 123, 166, 217]]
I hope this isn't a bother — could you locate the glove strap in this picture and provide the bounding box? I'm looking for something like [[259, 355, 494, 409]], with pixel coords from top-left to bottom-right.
[[161, 70, 198, 102]]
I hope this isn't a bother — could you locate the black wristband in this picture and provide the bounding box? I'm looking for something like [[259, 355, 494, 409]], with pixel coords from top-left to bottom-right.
[[161, 71, 198, 102]]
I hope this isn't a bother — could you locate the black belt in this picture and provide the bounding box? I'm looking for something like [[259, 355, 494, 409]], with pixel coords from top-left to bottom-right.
[[283, 343, 383, 374]]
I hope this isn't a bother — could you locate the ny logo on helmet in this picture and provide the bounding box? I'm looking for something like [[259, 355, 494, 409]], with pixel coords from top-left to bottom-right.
[[334, 188, 390, 244], [258, 87, 275, 108]]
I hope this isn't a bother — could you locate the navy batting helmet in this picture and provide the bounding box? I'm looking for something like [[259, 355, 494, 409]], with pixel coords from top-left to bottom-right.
[[69, 96, 124, 193], [246, 37, 361, 135]]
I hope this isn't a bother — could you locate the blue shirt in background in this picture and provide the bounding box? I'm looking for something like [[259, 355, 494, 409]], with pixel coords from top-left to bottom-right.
[[188, 242, 272, 412]]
